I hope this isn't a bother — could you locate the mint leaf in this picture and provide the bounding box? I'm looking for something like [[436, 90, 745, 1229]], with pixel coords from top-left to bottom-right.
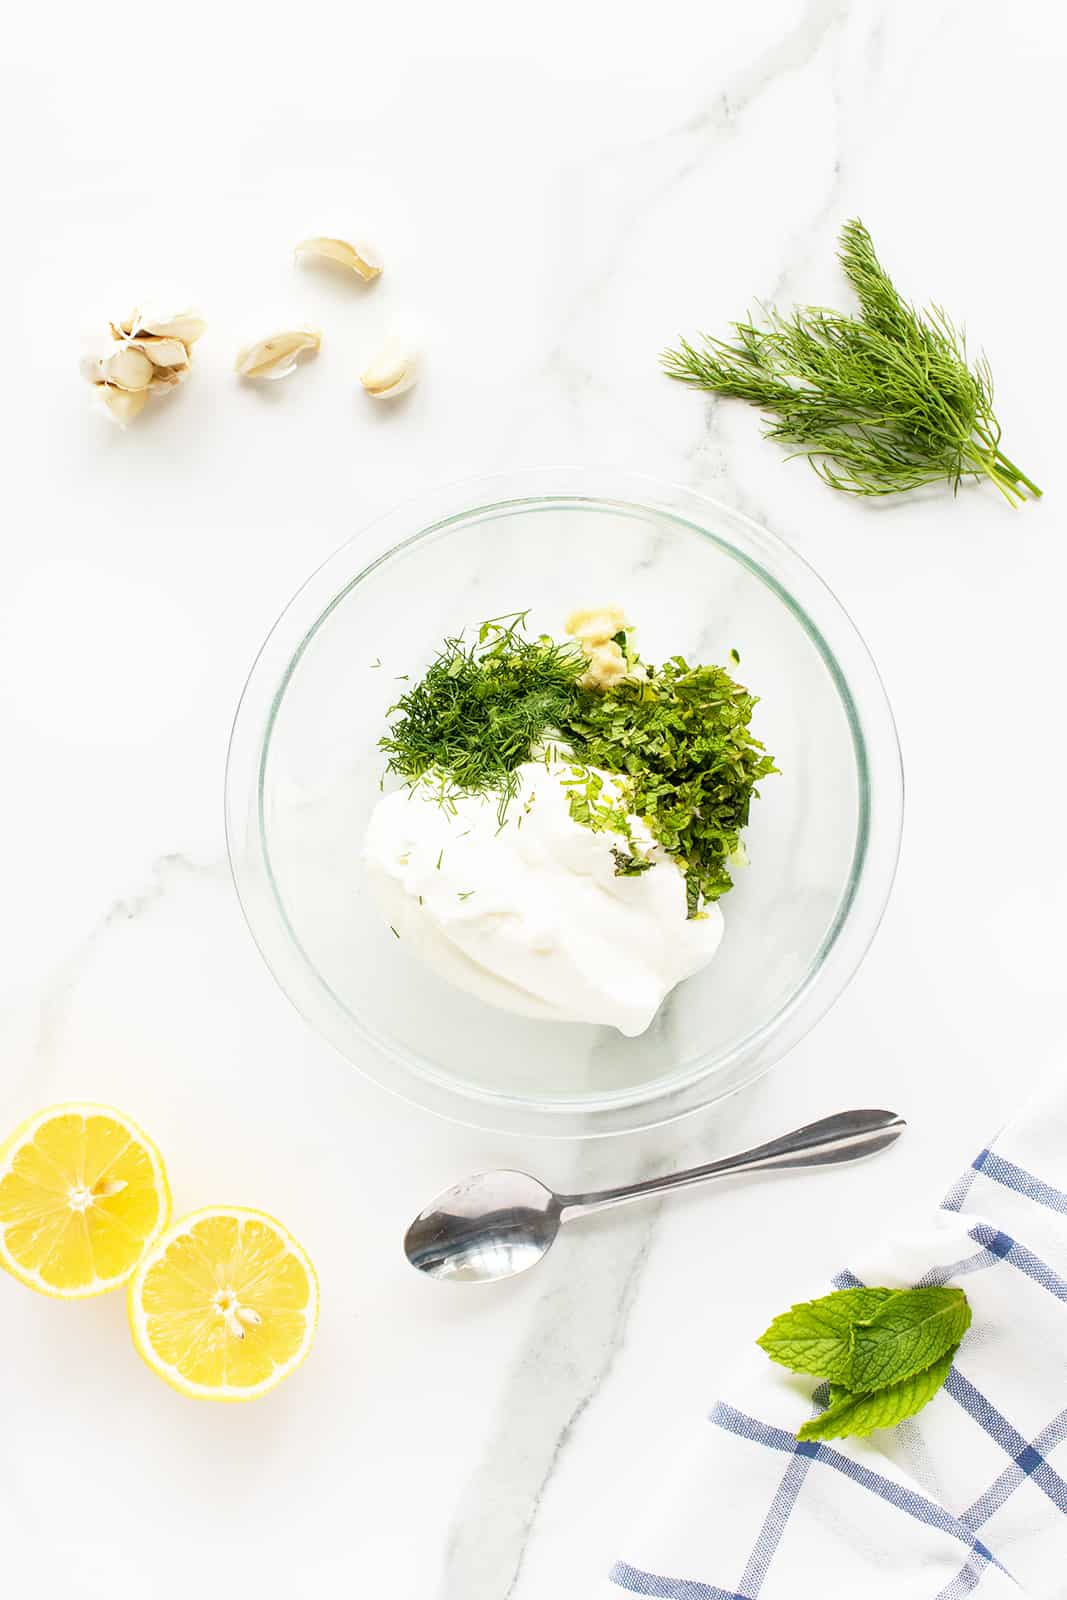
[[849, 1288, 971, 1394], [797, 1346, 958, 1442], [756, 1288, 899, 1383]]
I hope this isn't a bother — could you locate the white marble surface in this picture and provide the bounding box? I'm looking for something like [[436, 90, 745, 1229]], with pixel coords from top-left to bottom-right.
[[1, 1, 1065, 1594]]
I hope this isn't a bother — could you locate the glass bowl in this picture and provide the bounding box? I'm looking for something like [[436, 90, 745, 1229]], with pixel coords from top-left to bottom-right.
[[225, 470, 902, 1137]]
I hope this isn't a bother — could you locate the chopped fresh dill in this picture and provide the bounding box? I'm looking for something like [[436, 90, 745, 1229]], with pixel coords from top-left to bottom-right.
[[379, 614, 776, 915], [458, 890, 475, 901], [389, 925, 399, 939], [380, 612, 585, 822], [435, 849, 443, 871], [371, 659, 382, 669]]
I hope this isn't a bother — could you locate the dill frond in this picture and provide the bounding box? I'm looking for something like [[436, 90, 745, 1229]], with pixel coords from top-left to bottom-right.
[[662, 219, 1041, 505], [379, 613, 584, 823]]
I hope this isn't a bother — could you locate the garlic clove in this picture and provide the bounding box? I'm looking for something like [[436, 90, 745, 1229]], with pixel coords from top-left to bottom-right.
[[235, 327, 322, 381], [103, 345, 157, 392], [133, 309, 207, 345], [360, 337, 417, 398], [295, 236, 382, 282], [98, 384, 149, 426], [147, 366, 184, 392], [130, 336, 189, 369]]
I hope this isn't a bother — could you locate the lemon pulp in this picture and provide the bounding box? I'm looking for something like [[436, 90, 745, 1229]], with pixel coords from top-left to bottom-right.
[[129, 1207, 318, 1400], [0, 1104, 170, 1297]]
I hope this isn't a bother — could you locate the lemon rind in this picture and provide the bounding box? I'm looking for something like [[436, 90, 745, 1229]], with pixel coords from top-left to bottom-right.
[[0, 1102, 171, 1299], [128, 1205, 319, 1402]]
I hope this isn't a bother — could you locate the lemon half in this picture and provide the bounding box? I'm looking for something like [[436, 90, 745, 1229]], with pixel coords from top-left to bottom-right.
[[0, 1103, 170, 1298], [128, 1206, 319, 1401]]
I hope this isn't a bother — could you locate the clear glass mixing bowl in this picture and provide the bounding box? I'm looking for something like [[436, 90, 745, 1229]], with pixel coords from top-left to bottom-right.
[[225, 471, 903, 1137]]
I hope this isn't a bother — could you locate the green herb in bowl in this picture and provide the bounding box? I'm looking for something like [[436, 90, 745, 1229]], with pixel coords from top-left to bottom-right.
[[380, 610, 777, 918]]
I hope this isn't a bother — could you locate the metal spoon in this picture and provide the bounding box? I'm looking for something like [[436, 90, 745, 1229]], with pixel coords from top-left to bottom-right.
[[404, 1108, 905, 1283]]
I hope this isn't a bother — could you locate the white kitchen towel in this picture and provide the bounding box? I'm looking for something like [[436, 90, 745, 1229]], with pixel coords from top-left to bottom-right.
[[605, 1074, 1067, 1600]]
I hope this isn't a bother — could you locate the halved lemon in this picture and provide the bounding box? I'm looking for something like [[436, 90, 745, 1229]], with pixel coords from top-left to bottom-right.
[[128, 1207, 319, 1401], [0, 1103, 170, 1298]]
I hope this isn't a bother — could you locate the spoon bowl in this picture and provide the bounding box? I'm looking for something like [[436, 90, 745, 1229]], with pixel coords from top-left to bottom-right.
[[404, 1171, 561, 1283]]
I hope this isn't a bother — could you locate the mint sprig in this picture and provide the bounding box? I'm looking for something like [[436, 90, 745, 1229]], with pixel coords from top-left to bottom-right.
[[756, 1285, 971, 1443], [798, 1348, 958, 1442], [757, 1287, 897, 1385]]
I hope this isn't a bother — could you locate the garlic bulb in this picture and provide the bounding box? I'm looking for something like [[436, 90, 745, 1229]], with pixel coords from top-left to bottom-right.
[[235, 328, 322, 381], [360, 337, 417, 398], [81, 306, 205, 425], [295, 236, 382, 283]]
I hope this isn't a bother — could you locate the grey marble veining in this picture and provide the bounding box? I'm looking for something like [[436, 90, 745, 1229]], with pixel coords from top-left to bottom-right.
[[1, 2, 1064, 1595]]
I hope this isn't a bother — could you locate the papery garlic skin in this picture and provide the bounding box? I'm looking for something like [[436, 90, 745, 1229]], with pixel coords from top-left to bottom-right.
[[295, 236, 382, 282], [360, 337, 417, 398], [235, 328, 322, 381], [119, 309, 207, 345], [81, 305, 204, 423]]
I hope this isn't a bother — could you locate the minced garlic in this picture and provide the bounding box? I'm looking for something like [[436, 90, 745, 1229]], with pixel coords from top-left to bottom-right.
[[565, 605, 633, 690]]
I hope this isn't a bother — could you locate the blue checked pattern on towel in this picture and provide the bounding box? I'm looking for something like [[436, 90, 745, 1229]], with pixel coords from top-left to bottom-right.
[[604, 1075, 1067, 1600]]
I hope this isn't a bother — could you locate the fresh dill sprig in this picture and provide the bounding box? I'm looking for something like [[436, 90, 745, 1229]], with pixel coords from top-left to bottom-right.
[[379, 613, 584, 820], [662, 219, 1041, 505]]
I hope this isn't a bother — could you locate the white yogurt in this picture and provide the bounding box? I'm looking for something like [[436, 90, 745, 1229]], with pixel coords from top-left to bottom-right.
[[363, 761, 723, 1036]]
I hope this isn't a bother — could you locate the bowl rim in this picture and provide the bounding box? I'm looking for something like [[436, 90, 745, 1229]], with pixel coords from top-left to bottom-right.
[[225, 468, 904, 1138]]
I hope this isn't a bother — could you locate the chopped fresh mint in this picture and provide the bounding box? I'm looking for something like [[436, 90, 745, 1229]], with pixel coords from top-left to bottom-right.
[[611, 846, 655, 877], [562, 655, 777, 912], [757, 1285, 970, 1443]]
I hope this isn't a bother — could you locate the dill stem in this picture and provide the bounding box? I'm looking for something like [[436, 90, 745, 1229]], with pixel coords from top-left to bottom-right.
[[991, 449, 1042, 499], [964, 444, 1027, 507], [970, 423, 1041, 500]]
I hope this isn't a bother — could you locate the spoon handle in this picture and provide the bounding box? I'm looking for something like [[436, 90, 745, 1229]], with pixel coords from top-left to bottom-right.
[[558, 1109, 905, 1221]]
